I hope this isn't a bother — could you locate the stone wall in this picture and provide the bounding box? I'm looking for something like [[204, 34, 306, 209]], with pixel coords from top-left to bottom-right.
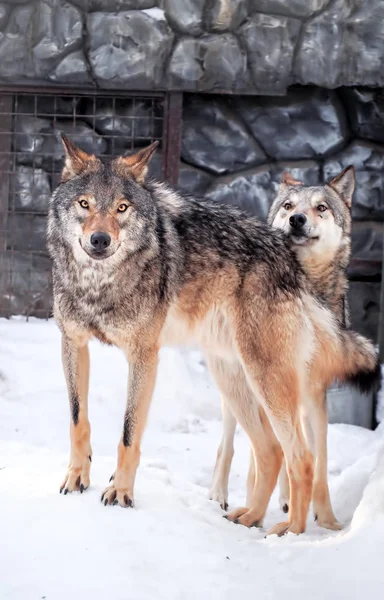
[[171, 87, 383, 342], [1, 0, 384, 93], [2, 85, 381, 340]]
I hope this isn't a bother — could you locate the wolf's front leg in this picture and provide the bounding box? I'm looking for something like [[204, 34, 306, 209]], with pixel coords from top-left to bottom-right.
[[60, 334, 92, 495], [101, 350, 159, 508]]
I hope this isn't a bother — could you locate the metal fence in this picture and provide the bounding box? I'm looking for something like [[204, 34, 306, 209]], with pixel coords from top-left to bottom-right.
[[0, 87, 182, 318]]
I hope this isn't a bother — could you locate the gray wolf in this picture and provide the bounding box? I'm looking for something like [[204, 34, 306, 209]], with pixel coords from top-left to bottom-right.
[[47, 138, 379, 536], [210, 166, 378, 530]]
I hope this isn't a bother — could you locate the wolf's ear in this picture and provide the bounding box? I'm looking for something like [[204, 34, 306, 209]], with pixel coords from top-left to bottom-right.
[[61, 134, 97, 182], [327, 165, 355, 207], [116, 141, 159, 184], [281, 172, 303, 186]]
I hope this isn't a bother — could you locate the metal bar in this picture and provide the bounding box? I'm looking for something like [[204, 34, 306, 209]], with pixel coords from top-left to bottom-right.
[[162, 92, 183, 185], [0, 85, 164, 98], [0, 95, 12, 251], [0, 94, 13, 317]]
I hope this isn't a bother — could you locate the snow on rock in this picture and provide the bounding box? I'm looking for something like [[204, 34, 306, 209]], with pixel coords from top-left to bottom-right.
[[1, 318, 384, 599]]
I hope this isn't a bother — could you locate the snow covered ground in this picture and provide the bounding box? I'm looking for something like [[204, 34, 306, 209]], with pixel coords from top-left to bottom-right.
[[1, 318, 384, 600]]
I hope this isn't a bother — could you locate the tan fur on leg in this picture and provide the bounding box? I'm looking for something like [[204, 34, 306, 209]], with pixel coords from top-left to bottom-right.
[[60, 338, 92, 494], [306, 384, 341, 530], [101, 349, 159, 507], [209, 399, 236, 510]]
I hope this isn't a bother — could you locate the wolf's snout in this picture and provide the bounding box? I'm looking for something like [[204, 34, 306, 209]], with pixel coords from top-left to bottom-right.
[[289, 213, 307, 229], [90, 232, 111, 252]]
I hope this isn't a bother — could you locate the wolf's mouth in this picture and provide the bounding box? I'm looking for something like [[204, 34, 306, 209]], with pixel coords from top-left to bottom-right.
[[80, 240, 120, 260], [289, 234, 319, 246]]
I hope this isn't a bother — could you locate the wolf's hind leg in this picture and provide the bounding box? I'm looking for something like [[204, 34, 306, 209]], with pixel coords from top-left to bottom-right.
[[309, 387, 341, 530], [60, 335, 91, 495], [207, 356, 281, 527], [209, 398, 236, 510]]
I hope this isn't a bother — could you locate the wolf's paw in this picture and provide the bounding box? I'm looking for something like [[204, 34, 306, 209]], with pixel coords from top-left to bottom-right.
[[267, 521, 305, 537], [315, 516, 342, 531], [60, 455, 91, 495], [223, 507, 263, 528], [209, 485, 228, 511], [101, 485, 133, 508]]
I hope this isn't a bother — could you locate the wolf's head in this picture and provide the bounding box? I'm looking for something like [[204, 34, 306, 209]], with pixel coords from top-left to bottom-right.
[[268, 166, 354, 263], [47, 135, 159, 266]]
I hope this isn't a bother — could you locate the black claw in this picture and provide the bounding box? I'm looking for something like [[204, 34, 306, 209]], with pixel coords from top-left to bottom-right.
[[221, 502, 229, 511], [123, 494, 132, 507], [88, 455, 92, 462], [109, 474, 114, 483], [100, 492, 105, 503], [104, 498, 108, 506], [63, 488, 68, 495], [59, 486, 64, 494], [282, 503, 289, 514], [222, 514, 229, 520], [314, 514, 318, 522], [113, 499, 118, 506], [80, 483, 84, 494], [234, 519, 239, 524]]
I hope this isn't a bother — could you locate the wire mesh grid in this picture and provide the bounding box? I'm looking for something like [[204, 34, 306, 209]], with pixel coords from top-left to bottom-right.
[[0, 91, 165, 319]]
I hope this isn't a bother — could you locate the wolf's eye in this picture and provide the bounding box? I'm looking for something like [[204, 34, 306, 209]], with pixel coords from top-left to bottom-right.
[[317, 204, 327, 213], [283, 202, 292, 211], [117, 203, 129, 213], [79, 199, 89, 209]]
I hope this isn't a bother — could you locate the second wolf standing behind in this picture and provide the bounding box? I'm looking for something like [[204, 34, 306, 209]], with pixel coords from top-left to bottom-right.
[[210, 166, 369, 529], [48, 140, 378, 536]]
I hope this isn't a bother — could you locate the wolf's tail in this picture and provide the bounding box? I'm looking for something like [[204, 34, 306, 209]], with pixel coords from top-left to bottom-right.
[[338, 329, 381, 395]]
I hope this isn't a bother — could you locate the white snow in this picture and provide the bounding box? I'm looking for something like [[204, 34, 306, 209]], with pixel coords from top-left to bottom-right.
[[1, 318, 384, 599]]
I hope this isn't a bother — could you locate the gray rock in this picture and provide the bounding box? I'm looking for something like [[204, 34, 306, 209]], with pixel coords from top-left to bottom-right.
[[324, 141, 384, 221], [181, 96, 265, 174], [0, 1, 83, 81], [49, 50, 90, 83], [163, 0, 205, 36], [168, 34, 246, 91], [249, 0, 329, 19], [0, 251, 52, 318], [14, 116, 107, 171], [205, 0, 247, 32], [87, 11, 174, 88], [236, 88, 348, 160], [12, 166, 51, 213], [294, 0, 384, 87], [206, 161, 321, 219], [350, 227, 383, 280], [31, 0, 83, 78], [342, 88, 384, 144], [178, 162, 213, 194], [82, 97, 163, 151], [0, 4, 10, 29], [0, 3, 34, 80], [348, 282, 380, 343], [239, 14, 300, 93]]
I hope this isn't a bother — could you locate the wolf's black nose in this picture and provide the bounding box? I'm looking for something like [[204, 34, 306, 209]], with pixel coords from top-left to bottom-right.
[[90, 232, 111, 252], [289, 213, 307, 229]]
